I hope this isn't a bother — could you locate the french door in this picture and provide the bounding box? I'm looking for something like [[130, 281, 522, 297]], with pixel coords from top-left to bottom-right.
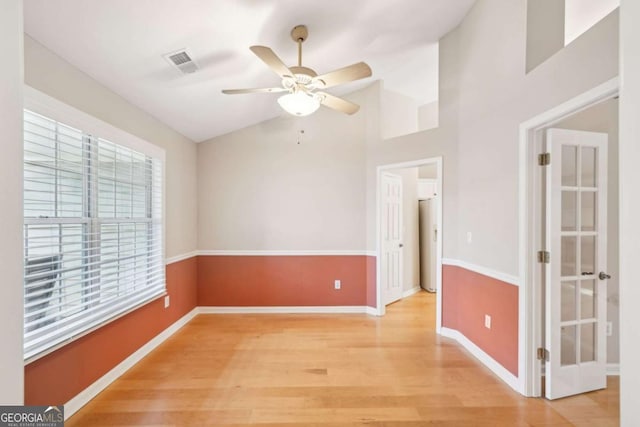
[[545, 128, 608, 400]]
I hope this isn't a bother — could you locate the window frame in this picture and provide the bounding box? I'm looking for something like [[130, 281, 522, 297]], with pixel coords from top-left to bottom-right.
[[23, 86, 167, 364]]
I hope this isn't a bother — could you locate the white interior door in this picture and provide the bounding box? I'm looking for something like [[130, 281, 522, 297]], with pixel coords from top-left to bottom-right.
[[381, 172, 403, 305], [545, 128, 608, 400]]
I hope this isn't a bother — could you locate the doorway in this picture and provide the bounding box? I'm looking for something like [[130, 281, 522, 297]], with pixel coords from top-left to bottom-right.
[[520, 77, 619, 397], [376, 157, 443, 332]]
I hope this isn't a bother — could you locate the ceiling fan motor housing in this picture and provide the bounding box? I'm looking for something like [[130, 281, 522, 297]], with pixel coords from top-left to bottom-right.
[[289, 66, 316, 78], [282, 66, 319, 90], [290, 25, 309, 42]]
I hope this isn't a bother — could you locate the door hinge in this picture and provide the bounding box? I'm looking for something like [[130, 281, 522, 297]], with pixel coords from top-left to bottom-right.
[[537, 347, 549, 361], [538, 153, 550, 166], [537, 251, 550, 263]]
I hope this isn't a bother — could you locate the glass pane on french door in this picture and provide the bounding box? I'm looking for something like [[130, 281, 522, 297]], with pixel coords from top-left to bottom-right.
[[560, 144, 599, 368]]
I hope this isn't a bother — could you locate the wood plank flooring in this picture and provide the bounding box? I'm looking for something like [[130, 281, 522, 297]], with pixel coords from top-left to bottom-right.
[[67, 292, 619, 426]]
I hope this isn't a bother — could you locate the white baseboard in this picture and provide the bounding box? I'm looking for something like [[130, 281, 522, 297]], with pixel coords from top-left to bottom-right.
[[402, 286, 421, 298], [63, 307, 199, 420], [365, 306, 380, 316], [198, 306, 370, 314], [440, 327, 520, 392]]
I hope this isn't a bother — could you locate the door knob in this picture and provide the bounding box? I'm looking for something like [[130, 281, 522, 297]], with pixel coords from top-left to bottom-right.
[[399, 243, 404, 248], [598, 272, 611, 280]]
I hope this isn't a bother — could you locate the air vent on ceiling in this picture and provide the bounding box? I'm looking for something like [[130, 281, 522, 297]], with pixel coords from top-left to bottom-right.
[[163, 49, 199, 74]]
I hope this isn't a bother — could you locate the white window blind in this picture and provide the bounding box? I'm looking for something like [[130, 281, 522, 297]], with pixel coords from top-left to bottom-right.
[[23, 109, 165, 361]]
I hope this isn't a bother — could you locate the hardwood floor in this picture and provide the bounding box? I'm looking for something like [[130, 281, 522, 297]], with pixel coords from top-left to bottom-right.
[[67, 292, 619, 426]]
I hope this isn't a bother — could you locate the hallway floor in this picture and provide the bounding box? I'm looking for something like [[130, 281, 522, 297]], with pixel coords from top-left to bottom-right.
[[67, 292, 619, 426]]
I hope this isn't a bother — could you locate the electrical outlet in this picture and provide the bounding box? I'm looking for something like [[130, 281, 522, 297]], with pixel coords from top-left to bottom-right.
[[484, 314, 491, 329], [467, 232, 473, 244], [334, 280, 341, 290], [164, 295, 170, 308], [607, 321, 613, 336]]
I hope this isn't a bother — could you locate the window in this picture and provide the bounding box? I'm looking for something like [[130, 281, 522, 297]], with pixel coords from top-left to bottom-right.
[[23, 103, 164, 361]]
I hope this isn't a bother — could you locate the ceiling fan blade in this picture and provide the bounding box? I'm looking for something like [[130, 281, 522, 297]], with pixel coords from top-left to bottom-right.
[[249, 46, 294, 79], [316, 92, 360, 115], [314, 62, 372, 89], [222, 87, 288, 95]]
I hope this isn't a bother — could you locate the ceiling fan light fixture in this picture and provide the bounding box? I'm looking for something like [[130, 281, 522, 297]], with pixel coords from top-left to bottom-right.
[[277, 91, 320, 117]]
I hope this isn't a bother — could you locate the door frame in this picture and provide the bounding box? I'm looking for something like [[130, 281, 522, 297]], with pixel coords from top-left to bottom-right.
[[519, 77, 619, 396], [375, 157, 443, 333]]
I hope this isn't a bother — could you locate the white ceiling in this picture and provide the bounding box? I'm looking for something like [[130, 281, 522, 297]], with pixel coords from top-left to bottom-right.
[[24, 0, 475, 142]]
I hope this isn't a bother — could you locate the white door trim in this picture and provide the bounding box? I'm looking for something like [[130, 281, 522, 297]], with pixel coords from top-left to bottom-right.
[[518, 77, 619, 397], [375, 157, 443, 333]]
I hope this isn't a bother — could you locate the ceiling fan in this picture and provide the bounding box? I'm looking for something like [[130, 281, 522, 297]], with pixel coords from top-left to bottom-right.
[[222, 25, 372, 117]]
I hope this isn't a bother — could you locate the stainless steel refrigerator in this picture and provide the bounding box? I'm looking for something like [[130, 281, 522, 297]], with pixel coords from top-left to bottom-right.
[[419, 198, 437, 292]]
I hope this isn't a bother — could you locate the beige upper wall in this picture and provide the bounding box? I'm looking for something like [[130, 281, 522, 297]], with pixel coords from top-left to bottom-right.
[[372, 1, 618, 273], [0, 0, 25, 404], [23, 35, 198, 258], [381, 88, 419, 140], [450, 1, 618, 275], [418, 101, 439, 131], [197, 87, 372, 251], [526, 0, 566, 72], [189, 0, 617, 275]]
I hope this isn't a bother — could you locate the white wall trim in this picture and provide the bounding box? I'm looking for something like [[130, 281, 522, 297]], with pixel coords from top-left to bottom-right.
[[606, 363, 620, 376], [63, 307, 198, 420], [197, 250, 373, 256], [198, 306, 371, 314], [402, 286, 422, 298], [442, 258, 521, 287], [165, 251, 199, 265], [440, 327, 521, 393], [165, 250, 378, 261]]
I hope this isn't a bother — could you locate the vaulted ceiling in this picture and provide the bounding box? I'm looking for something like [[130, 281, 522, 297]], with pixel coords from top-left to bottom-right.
[[24, 0, 475, 142]]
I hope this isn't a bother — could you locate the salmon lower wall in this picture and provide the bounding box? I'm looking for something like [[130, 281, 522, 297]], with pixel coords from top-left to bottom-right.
[[442, 264, 519, 376], [24, 256, 198, 405], [366, 256, 377, 308], [197, 255, 368, 306], [24, 256, 519, 406]]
